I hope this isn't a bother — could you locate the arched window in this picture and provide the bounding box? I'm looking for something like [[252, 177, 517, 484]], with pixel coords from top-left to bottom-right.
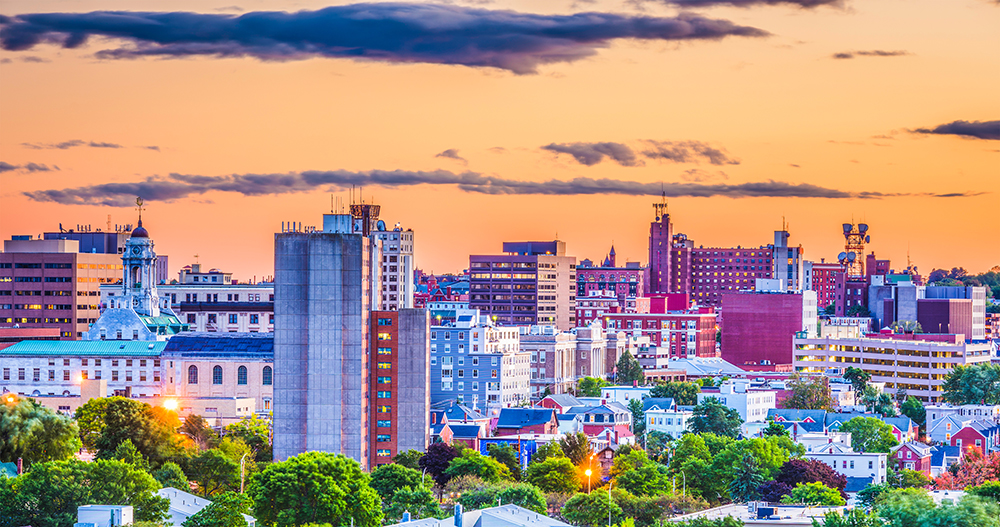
[[188, 365, 198, 384], [262, 366, 272, 386], [213, 365, 223, 385], [237, 366, 248, 385]]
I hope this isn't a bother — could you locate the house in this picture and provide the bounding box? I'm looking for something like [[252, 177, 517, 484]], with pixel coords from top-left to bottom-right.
[[926, 404, 1000, 432], [495, 408, 559, 436], [927, 414, 969, 444], [928, 445, 963, 478], [881, 416, 918, 443], [642, 397, 677, 413], [698, 381, 776, 423], [804, 443, 887, 486], [556, 413, 584, 435], [599, 386, 651, 406], [594, 443, 616, 478], [386, 503, 572, 527], [157, 487, 255, 527], [890, 442, 933, 475], [797, 431, 852, 453], [949, 420, 1000, 453], [647, 405, 692, 438], [566, 402, 632, 437], [447, 423, 486, 450], [538, 394, 585, 414]]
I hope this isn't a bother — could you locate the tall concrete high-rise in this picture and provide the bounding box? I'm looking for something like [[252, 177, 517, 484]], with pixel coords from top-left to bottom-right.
[[272, 209, 381, 465], [372, 223, 415, 311], [647, 197, 673, 295]]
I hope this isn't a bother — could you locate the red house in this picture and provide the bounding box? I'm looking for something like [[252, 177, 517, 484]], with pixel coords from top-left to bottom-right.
[[495, 408, 559, 436], [538, 394, 585, 414], [949, 421, 1000, 453], [891, 442, 933, 475]]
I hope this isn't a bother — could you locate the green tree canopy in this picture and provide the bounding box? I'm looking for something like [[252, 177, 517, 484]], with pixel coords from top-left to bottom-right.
[[669, 434, 711, 474], [900, 397, 926, 429], [531, 441, 564, 464], [875, 488, 1000, 527], [248, 452, 382, 527], [610, 450, 671, 497], [562, 492, 623, 527], [2, 458, 168, 527], [782, 373, 835, 411], [782, 482, 845, 506], [839, 417, 899, 453], [182, 492, 251, 527], [860, 386, 897, 416], [370, 463, 425, 503], [763, 421, 789, 437], [189, 448, 239, 496], [628, 399, 646, 440], [615, 350, 644, 386], [843, 367, 872, 394], [112, 438, 150, 472], [181, 415, 219, 451], [0, 396, 81, 465], [728, 453, 764, 503], [486, 442, 522, 480], [152, 461, 189, 490], [392, 449, 424, 470], [942, 363, 1000, 405], [77, 397, 178, 464], [444, 449, 512, 483], [559, 432, 594, 466], [458, 483, 546, 514], [222, 415, 271, 462], [649, 382, 700, 406], [385, 486, 441, 523], [577, 377, 609, 397], [688, 397, 743, 438], [524, 456, 580, 494], [967, 481, 1000, 503]]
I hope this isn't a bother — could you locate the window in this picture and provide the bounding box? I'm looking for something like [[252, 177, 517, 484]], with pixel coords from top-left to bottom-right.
[[112, 371, 119, 381], [187, 314, 196, 324], [63, 370, 70, 381], [238, 366, 248, 385], [188, 365, 198, 384], [378, 333, 392, 341], [377, 347, 392, 355], [262, 366, 272, 385], [33, 368, 40, 382], [377, 362, 392, 369], [18, 368, 25, 381], [378, 376, 391, 384], [250, 314, 259, 324], [377, 449, 391, 457], [208, 314, 217, 324], [377, 391, 391, 398], [378, 318, 393, 326], [213, 365, 223, 385], [377, 420, 391, 427], [377, 405, 391, 413], [229, 314, 238, 324]]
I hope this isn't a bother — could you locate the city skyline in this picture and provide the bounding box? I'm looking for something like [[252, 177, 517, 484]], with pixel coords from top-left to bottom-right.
[[1, 0, 997, 280]]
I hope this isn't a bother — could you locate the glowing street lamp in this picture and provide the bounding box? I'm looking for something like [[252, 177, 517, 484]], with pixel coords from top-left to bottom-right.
[[585, 468, 593, 493], [163, 399, 178, 411]]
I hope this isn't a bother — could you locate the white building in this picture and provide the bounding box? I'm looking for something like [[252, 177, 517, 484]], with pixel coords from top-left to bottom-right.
[[647, 406, 692, 437], [697, 381, 776, 423], [926, 404, 1000, 433], [522, 325, 578, 397], [600, 386, 651, 406], [373, 224, 415, 311], [157, 487, 256, 527], [805, 443, 887, 486]]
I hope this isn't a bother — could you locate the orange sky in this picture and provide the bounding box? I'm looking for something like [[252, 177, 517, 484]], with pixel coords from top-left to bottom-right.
[[1, 0, 997, 282]]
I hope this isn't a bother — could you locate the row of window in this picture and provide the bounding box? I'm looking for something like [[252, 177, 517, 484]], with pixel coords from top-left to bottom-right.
[[187, 365, 272, 385]]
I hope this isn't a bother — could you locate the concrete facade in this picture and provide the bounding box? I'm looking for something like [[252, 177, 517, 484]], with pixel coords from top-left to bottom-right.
[[373, 226, 415, 311]]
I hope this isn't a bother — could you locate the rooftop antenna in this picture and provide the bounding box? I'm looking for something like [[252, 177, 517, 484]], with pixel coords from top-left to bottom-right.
[[194, 254, 200, 264], [653, 185, 668, 220], [135, 197, 145, 225]]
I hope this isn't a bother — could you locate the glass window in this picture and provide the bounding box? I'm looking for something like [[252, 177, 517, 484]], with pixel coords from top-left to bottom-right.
[[213, 365, 223, 385], [262, 366, 272, 385], [237, 365, 248, 385], [188, 366, 198, 384]]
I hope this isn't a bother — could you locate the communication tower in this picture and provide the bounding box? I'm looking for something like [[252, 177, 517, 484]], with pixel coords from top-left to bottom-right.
[[838, 222, 870, 277]]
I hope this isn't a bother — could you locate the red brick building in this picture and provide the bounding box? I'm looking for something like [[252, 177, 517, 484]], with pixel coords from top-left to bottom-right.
[[808, 260, 843, 310], [721, 291, 816, 368], [600, 307, 717, 358]]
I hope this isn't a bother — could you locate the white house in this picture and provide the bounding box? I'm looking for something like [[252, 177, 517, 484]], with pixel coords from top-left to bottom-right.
[[804, 443, 887, 485], [600, 386, 650, 406], [697, 381, 776, 423], [157, 487, 256, 527], [647, 407, 692, 438], [797, 431, 852, 453]]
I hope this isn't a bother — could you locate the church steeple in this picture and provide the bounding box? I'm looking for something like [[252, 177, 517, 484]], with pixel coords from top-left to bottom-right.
[[116, 197, 161, 316]]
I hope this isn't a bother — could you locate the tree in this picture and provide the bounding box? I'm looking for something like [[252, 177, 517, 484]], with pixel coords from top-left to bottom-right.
[[615, 350, 644, 386], [782, 373, 835, 411], [645, 431, 671, 461], [0, 396, 81, 465], [763, 421, 789, 437], [896, 469, 931, 489], [559, 432, 594, 466], [932, 449, 1000, 490], [775, 459, 846, 498], [487, 442, 522, 480], [839, 417, 899, 453], [874, 488, 1000, 527], [74, 397, 111, 451], [860, 386, 896, 416], [532, 441, 564, 464], [900, 397, 926, 430], [757, 481, 792, 502], [370, 463, 425, 503], [578, 377, 609, 397], [967, 481, 1000, 503], [728, 453, 763, 503], [384, 486, 441, 522], [113, 438, 150, 472], [248, 452, 382, 527], [856, 483, 892, 508], [458, 483, 546, 513], [524, 456, 581, 494], [782, 482, 845, 506], [80, 397, 178, 464], [3, 458, 168, 527], [153, 461, 189, 490], [941, 363, 1000, 405], [611, 450, 671, 497], [628, 399, 646, 440], [189, 449, 239, 496], [562, 492, 623, 527], [444, 449, 512, 483], [649, 382, 700, 406], [811, 508, 882, 527], [181, 415, 219, 450], [846, 305, 872, 317], [419, 442, 459, 486], [843, 367, 872, 394], [669, 434, 711, 474], [392, 449, 424, 470], [223, 415, 271, 462], [890, 320, 923, 334], [688, 397, 742, 438], [183, 492, 252, 527]]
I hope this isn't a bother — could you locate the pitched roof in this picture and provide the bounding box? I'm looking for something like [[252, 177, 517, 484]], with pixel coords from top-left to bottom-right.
[[448, 424, 484, 438], [930, 445, 962, 467], [642, 398, 676, 412], [566, 402, 630, 415], [496, 408, 555, 428], [541, 394, 583, 408], [892, 441, 933, 457], [163, 332, 274, 358], [768, 409, 827, 423], [882, 416, 915, 432], [446, 405, 488, 422], [0, 339, 165, 356]]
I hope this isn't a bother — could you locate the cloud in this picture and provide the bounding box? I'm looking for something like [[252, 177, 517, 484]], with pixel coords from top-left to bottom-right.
[[435, 149, 468, 165], [0, 5, 768, 74], [143, 146, 161, 152], [833, 50, 910, 59], [542, 142, 643, 166], [640, 140, 740, 165], [642, 0, 842, 7], [22, 139, 124, 149], [488, 147, 508, 154], [23, 168, 974, 207], [20, 55, 49, 62], [912, 120, 1000, 141], [680, 168, 728, 182], [0, 161, 59, 173]]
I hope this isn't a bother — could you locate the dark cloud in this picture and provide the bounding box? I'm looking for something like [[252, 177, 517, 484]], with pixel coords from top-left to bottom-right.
[[640, 140, 740, 165], [912, 120, 1000, 141], [680, 168, 728, 182], [647, 0, 841, 7], [435, 149, 468, 165], [789, 164, 800, 168], [22, 139, 124, 149], [0, 161, 59, 173], [143, 146, 161, 152], [0, 5, 767, 74], [833, 50, 910, 59], [23, 169, 969, 207], [542, 142, 643, 166]]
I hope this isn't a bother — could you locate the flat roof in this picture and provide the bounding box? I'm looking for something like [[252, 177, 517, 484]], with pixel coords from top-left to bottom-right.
[[0, 340, 165, 356]]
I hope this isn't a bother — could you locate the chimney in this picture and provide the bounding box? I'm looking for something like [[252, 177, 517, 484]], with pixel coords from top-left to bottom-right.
[[454, 503, 463, 527], [17, 457, 23, 474], [633, 380, 638, 388]]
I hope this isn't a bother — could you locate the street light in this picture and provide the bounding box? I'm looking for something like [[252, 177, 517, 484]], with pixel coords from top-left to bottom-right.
[[585, 468, 593, 493], [240, 453, 248, 493]]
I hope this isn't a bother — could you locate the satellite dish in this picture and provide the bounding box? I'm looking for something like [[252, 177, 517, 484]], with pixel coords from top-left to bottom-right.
[[842, 223, 853, 233], [847, 252, 857, 261], [859, 223, 868, 233], [838, 252, 848, 261], [865, 235, 870, 243]]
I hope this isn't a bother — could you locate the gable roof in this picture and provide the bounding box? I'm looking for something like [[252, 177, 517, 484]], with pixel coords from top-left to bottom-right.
[[566, 402, 629, 415], [447, 424, 484, 438], [496, 408, 556, 428], [542, 394, 583, 408], [446, 405, 488, 422], [642, 397, 676, 412], [930, 445, 962, 467], [845, 476, 874, 494], [928, 414, 971, 435], [768, 408, 828, 423], [810, 442, 856, 455], [892, 441, 933, 457], [882, 416, 915, 432]]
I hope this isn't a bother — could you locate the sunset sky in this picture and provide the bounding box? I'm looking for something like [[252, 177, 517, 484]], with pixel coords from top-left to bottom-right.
[[1, 0, 997, 282]]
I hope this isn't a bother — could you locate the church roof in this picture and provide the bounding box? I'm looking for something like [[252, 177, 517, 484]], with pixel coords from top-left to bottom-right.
[[163, 332, 273, 358]]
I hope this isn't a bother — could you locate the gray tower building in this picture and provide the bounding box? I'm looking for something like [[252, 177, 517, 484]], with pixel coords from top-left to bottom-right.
[[373, 223, 415, 311], [272, 209, 382, 465]]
